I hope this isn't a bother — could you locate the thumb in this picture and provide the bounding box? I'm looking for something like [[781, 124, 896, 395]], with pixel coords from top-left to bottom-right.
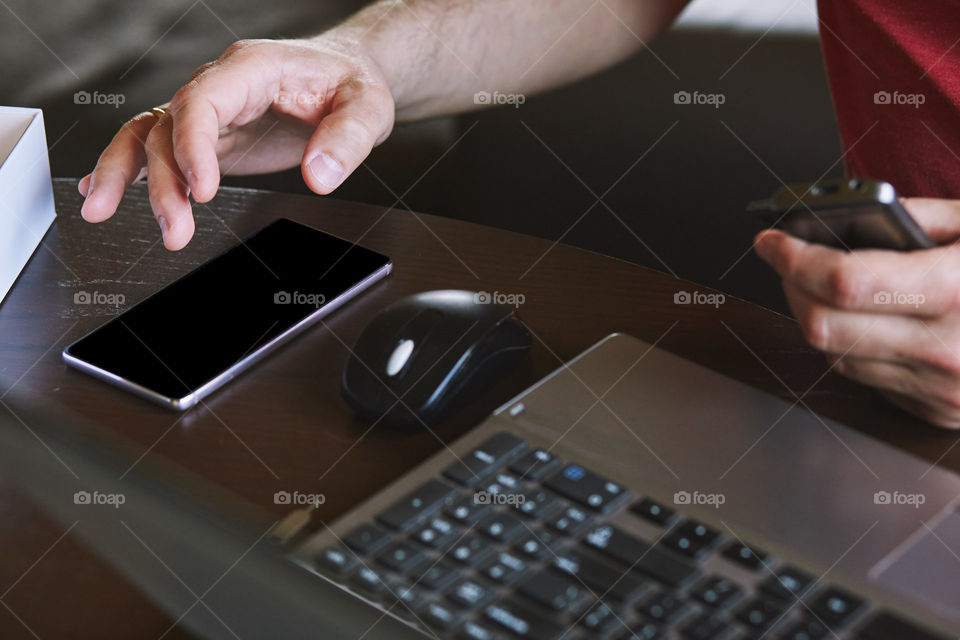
[[901, 197, 960, 244], [301, 85, 394, 195]]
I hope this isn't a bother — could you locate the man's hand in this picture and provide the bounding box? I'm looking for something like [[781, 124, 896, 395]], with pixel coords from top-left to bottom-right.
[[755, 198, 960, 429], [79, 37, 395, 250], [79, 0, 690, 251]]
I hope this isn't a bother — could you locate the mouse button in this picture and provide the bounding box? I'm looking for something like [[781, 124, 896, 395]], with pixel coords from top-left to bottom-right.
[[378, 310, 444, 381], [401, 308, 444, 338], [391, 310, 444, 349], [385, 339, 416, 377]]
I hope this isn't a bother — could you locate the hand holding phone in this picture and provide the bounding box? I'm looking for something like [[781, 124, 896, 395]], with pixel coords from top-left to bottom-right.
[[748, 178, 935, 251]]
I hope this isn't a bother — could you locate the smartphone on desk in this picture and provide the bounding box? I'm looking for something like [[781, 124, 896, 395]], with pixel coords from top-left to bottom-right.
[[747, 178, 935, 251], [63, 218, 391, 410]]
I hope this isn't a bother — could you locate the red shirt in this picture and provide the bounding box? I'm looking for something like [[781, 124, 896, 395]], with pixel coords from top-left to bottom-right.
[[818, 0, 960, 197]]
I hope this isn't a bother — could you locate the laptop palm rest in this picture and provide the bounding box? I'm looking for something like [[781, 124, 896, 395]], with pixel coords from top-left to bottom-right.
[[872, 508, 960, 622]]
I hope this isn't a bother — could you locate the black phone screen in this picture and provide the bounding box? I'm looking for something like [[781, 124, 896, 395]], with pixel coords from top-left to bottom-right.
[[64, 218, 390, 401]]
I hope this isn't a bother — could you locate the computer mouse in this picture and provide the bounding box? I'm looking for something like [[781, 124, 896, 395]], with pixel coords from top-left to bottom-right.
[[341, 290, 531, 428]]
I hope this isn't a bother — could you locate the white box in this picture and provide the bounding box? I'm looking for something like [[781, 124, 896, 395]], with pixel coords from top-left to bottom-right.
[[0, 107, 57, 306]]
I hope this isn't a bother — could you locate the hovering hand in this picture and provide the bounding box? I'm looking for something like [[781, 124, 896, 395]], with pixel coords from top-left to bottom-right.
[[79, 37, 396, 250]]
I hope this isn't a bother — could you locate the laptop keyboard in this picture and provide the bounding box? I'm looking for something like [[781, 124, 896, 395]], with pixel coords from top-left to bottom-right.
[[311, 431, 946, 640]]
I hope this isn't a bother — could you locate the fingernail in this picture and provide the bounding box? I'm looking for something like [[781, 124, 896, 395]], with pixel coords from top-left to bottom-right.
[[185, 169, 196, 194], [157, 215, 169, 238], [308, 152, 344, 189], [85, 175, 95, 198]]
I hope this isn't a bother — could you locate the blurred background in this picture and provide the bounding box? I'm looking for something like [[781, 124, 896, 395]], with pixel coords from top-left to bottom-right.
[[0, 0, 842, 314]]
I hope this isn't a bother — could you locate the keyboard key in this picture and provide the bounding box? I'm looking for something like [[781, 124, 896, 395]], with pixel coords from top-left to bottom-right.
[[450, 535, 495, 566], [481, 551, 528, 585], [722, 541, 769, 571], [509, 448, 562, 481], [660, 520, 721, 559], [479, 511, 526, 542], [316, 546, 358, 578], [488, 471, 522, 493], [350, 566, 389, 597], [390, 582, 427, 615], [484, 601, 566, 640], [421, 601, 461, 631], [681, 612, 734, 640], [443, 432, 527, 487], [857, 611, 951, 640], [544, 464, 628, 513], [619, 621, 664, 640], [412, 516, 459, 549], [777, 619, 828, 639], [551, 550, 651, 602], [459, 620, 501, 640], [759, 566, 814, 602], [807, 587, 864, 628], [690, 575, 742, 609], [447, 577, 496, 609], [734, 597, 787, 631], [518, 571, 587, 611], [516, 489, 563, 520], [377, 479, 458, 531], [420, 560, 459, 590], [636, 590, 687, 624], [629, 498, 677, 527], [583, 524, 698, 588], [445, 494, 492, 525], [514, 529, 561, 560], [581, 601, 625, 634], [547, 505, 593, 536], [376, 541, 426, 574], [343, 523, 391, 555]]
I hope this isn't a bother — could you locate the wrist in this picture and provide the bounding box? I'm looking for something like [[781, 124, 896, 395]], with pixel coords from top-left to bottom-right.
[[321, 11, 415, 115]]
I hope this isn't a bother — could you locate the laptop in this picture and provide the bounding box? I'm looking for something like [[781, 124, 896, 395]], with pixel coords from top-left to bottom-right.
[[1, 332, 957, 639]]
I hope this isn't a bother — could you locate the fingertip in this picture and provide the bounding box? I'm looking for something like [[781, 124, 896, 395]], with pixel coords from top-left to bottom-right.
[[80, 192, 115, 223], [159, 214, 195, 251], [755, 228, 787, 244], [78, 174, 91, 197], [303, 152, 345, 195], [186, 168, 219, 203], [754, 229, 783, 261], [162, 234, 191, 251]]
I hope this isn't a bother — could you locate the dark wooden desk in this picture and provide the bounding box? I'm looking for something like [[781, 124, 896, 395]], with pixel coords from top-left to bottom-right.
[[0, 179, 956, 638]]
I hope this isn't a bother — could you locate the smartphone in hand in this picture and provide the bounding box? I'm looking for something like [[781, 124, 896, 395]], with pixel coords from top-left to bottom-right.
[[747, 178, 935, 251]]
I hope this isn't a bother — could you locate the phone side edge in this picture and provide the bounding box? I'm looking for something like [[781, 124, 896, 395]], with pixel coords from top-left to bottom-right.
[[61, 348, 184, 410]]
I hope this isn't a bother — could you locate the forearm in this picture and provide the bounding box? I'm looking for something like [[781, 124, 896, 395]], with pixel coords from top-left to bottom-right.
[[328, 0, 690, 120]]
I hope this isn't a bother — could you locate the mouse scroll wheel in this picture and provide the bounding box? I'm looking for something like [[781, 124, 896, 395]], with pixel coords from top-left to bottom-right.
[[386, 339, 416, 377]]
